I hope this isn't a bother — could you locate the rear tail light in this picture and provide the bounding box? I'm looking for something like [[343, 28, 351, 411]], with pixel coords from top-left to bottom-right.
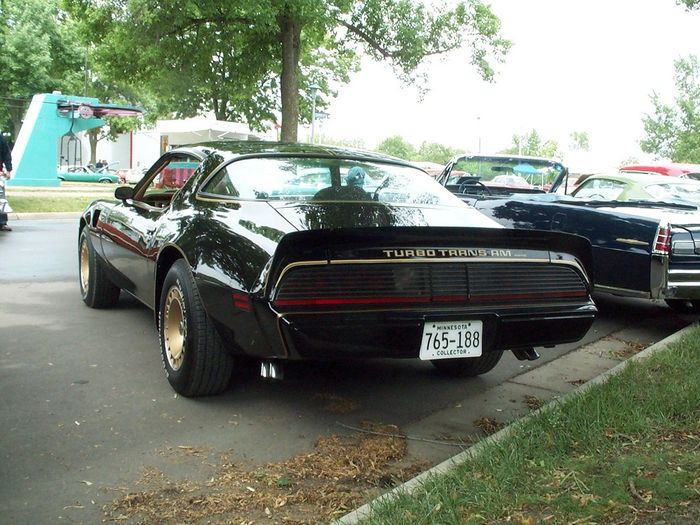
[[232, 291, 252, 312], [653, 224, 671, 255]]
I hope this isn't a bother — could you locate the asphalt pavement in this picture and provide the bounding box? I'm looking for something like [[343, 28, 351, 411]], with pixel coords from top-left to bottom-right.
[[0, 218, 694, 524]]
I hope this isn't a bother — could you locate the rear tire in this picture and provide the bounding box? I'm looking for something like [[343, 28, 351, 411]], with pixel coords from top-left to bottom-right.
[[79, 230, 120, 308], [159, 259, 234, 397], [431, 350, 504, 377], [665, 299, 700, 314]]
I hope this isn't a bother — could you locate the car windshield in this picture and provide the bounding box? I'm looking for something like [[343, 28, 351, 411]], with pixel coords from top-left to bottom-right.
[[201, 156, 467, 207], [645, 181, 700, 204], [572, 179, 626, 200], [446, 156, 565, 190]]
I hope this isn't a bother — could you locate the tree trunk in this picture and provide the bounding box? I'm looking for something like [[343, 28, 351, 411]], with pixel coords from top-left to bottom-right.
[[8, 104, 25, 141], [88, 129, 99, 166], [278, 14, 301, 142]]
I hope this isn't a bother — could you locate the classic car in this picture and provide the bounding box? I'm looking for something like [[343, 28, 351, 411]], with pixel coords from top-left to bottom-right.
[[571, 172, 700, 205], [438, 154, 700, 313], [117, 168, 147, 184], [79, 142, 596, 397], [441, 154, 566, 195], [58, 165, 120, 183], [619, 162, 700, 178]]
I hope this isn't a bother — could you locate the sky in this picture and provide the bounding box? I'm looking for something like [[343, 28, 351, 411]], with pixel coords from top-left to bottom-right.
[[316, 0, 700, 171]]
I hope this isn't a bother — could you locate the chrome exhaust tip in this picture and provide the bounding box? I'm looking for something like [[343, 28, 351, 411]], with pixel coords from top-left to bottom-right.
[[512, 347, 540, 361], [260, 360, 284, 380]]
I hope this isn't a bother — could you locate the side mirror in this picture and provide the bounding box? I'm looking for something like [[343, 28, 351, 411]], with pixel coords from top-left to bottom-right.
[[115, 185, 134, 202]]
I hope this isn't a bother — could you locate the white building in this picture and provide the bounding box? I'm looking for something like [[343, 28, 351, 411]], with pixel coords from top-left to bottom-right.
[[90, 116, 275, 171]]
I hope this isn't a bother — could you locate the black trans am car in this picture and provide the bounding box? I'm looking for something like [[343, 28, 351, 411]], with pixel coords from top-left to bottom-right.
[[438, 153, 700, 312], [79, 142, 596, 396]]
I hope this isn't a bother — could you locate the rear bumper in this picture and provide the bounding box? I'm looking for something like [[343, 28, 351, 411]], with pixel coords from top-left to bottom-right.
[[664, 268, 700, 299], [651, 255, 700, 300], [276, 303, 597, 360]]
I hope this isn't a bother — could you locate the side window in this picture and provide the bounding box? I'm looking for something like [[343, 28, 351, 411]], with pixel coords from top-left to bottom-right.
[[201, 158, 335, 200], [146, 157, 200, 192], [205, 169, 239, 197], [202, 159, 265, 198], [136, 154, 201, 206]]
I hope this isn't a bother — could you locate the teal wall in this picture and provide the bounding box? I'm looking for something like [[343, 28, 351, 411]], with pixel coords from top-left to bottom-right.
[[10, 93, 105, 187]]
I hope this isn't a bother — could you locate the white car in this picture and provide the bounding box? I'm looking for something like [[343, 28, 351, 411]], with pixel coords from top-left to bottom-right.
[[117, 168, 146, 184]]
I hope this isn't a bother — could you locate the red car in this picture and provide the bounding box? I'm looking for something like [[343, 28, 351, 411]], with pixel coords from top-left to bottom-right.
[[619, 162, 700, 178]]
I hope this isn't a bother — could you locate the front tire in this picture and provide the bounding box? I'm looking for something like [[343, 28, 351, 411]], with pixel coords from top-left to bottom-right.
[[79, 230, 120, 308], [431, 350, 504, 377], [159, 260, 234, 397]]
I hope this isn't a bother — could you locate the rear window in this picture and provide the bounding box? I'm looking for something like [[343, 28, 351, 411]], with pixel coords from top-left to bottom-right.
[[201, 157, 466, 207]]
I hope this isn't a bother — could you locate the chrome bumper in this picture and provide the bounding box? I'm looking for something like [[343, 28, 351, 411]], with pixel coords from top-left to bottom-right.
[[663, 268, 700, 299], [651, 254, 700, 300]]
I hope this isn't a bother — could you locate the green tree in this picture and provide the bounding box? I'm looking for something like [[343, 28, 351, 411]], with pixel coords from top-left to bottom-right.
[[66, 0, 280, 127], [315, 134, 368, 150], [376, 135, 416, 160], [678, 0, 700, 9], [415, 141, 457, 164], [78, 72, 153, 165], [66, 0, 511, 142], [569, 131, 589, 151], [641, 55, 700, 162], [0, 0, 85, 138], [501, 129, 562, 159]]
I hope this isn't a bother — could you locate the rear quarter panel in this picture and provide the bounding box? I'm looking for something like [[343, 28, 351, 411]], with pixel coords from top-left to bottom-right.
[[474, 198, 657, 294]]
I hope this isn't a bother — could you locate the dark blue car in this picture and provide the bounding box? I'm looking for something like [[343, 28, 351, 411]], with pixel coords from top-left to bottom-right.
[[438, 154, 700, 312]]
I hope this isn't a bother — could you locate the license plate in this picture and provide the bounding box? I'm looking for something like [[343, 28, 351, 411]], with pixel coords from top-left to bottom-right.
[[420, 320, 483, 360]]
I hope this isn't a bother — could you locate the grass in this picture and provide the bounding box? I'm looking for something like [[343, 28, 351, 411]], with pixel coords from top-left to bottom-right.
[[5, 181, 117, 213], [357, 326, 700, 525], [7, 195, 103, 213]]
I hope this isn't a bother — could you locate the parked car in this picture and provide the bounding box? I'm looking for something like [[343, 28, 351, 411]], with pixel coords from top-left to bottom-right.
[[412, 161, 444, 177], [619, 162, 700, 179], [58, 165, 120, 183], [117, 168, 147, 184], [79, 142, 596, 396], [441, 154, 567, 195], [438, 154, 700, 312], [491, 174, 533, 188], [572, 172, 700, 205]]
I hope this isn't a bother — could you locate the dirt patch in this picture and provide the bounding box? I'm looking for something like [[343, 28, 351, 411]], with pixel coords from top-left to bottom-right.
[[602, 336, 648, 359], [524, 394, 543, 411], [103, 421, 425, 524], [473, 417, 505, 435], [313, 392, 361, 413]]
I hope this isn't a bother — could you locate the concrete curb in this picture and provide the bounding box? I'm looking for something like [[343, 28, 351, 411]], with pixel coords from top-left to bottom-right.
[[9, 212, 81, 220], [332, 322, 699, 525]]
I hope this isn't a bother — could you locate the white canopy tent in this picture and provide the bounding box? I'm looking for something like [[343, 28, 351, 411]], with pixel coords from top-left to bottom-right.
[[156, 116, 269, 147]]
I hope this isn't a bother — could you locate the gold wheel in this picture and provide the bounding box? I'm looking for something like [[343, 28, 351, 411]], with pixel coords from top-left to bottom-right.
[[79, 237, 90, 295], [163, 285, 186, 371]]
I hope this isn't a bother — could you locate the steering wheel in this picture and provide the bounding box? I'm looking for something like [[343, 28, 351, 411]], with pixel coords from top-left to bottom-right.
[[458, 180, 491, 195]]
